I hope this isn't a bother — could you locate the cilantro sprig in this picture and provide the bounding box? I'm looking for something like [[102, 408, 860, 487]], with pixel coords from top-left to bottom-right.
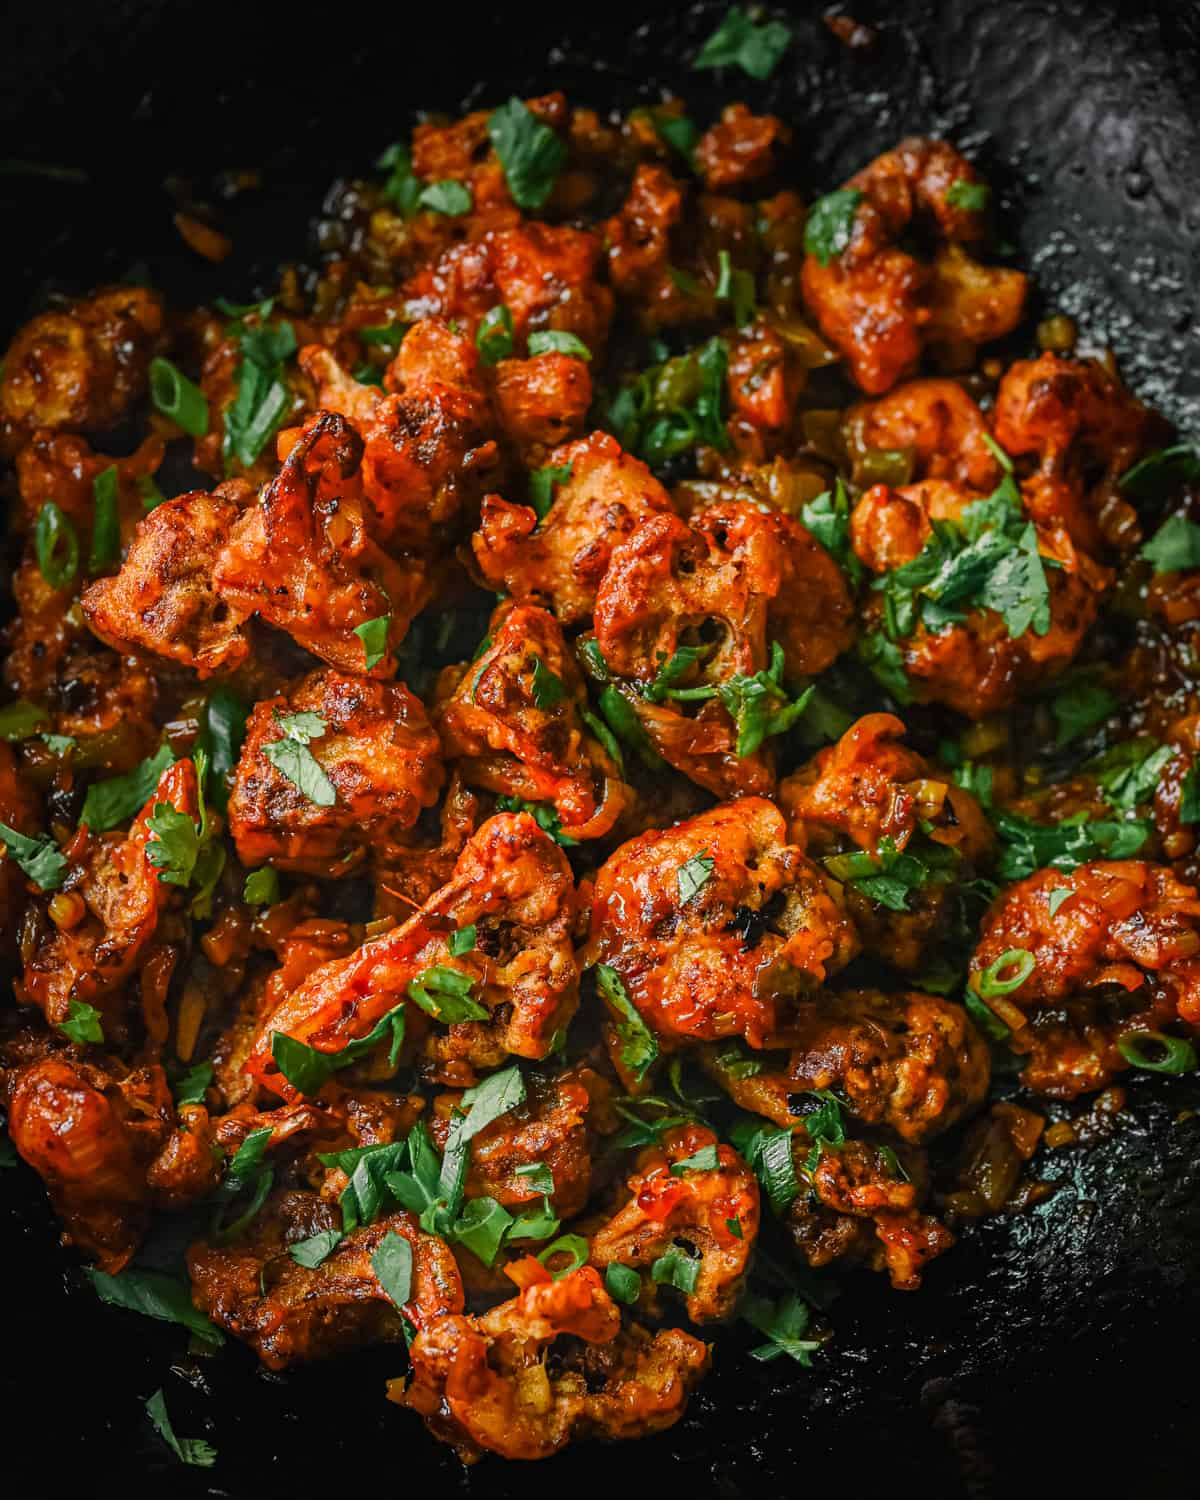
[[873, 463, 1055, 644]]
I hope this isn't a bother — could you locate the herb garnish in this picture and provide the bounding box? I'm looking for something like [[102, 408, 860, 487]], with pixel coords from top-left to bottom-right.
[[145, 1390, 217, 1468], [0, 820, 67, 890], [693, 6, 792, 79], [595, 964, 659, 1082], [804, 190, 863, 265], [487, 98, 566, 211], [220, 304, 296, 470], [263, 711, 336, 807]]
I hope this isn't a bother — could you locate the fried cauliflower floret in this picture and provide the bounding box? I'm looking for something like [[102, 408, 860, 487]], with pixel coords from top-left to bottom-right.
[[213, 412, 429, 673], [603, 164, 692, 329], [780, 712, 992, 970], [851, 479, 1111, 718], [969, 861, 1200, 1098], [81, 485, 253, 676], [247, 813, 579, 1098], [783, 713, 991, 860], [591, 502, 853, 797], [299, 319, 499, 549], [18, 759, 199, 1034], [785, 988, 991, 1143], [402, 223, 614, 353], [472, 430, 675, 625], [0, 286, 164, 445], [694, 104, 790, 193], [395, 1265, 708, 1462], [228, 667, 444, 877], [492, 351, 592, 464], [589, 798, 858, 1050], [994, 351, 1167, 553], [187, 1193, 463, 1370], [786, 1136, 953, 1290], [433, 602, 630, 840], [844, 378, 1002, 493], [2, 1050, 172, 1272], [429, 1066, 609, 1221], [801, 139, 1026, 394], [589, 1123, 758, 1321], [726, 318, 803, 440]]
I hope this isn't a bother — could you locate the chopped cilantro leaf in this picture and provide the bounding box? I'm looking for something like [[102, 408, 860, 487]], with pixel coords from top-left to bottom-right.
[[370, 1229, 414, 1308], [449, 924, 476, 957], [595, 964, 658, 1082], [670, 1144, 720, 1175], [694, 6, 792, 79], [1139, 513, 1200, 574], [742, 1291, 820, 1364], [992, 809, 1151, 881], [804, 189, 863, 265], [85, 1268, 224, 1346], [493, 794, 579, 847], [353, 615, 390, 671], [145, 1390, 217, 1468], [173, 1061, 213, 1107], [945, 179, 990, 212], [263, 711, 336, 807], [271, 1001, 406, 1095], [1052, 676, 1117, 747], [0, 820, 67, 890], [475, 304, 514, 365], [243, 867, 280, 906], [527, 330, 591, 360], [406, 965, 489, 1023], [677, 849, 715, 904], [58, 999, 104, 1045], [487, 98, 566, 211], [80, 744, 174, 832], [1086, 738, 1174, 812], [529, 654, 566, 709], [1046, 886, 1073, 917], [288, 1227, 343, 1268], [801, 479, 863, 587], [417, 179, 473, 215], [222, 308, 297, 470]]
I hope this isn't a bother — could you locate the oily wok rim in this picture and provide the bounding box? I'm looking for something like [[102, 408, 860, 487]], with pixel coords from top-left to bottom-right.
[[1, 1, 1200, 1497]]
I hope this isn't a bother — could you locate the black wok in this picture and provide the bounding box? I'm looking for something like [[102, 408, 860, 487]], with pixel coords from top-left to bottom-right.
[[2, 2, 1199, 1495]]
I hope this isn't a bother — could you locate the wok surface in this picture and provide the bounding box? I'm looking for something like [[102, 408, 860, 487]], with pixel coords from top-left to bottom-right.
[[2, 2, 1199, 1495]]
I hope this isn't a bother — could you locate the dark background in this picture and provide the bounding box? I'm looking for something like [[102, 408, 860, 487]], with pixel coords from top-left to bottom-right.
[[3, 2, 1200, 1496]]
